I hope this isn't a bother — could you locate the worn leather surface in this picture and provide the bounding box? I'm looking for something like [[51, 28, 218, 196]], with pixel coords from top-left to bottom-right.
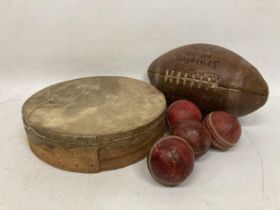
[[22, 76, 166, 172], [148, 43, 269, 116]]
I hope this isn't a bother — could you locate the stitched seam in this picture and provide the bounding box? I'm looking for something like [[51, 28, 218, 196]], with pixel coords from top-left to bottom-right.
[[149, 70, 267, 96], [164, 69, 219, 90], [207, 113, 235, 147]]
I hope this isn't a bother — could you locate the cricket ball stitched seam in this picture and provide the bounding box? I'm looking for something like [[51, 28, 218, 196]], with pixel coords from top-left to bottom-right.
[[207, 113, 235, 147]]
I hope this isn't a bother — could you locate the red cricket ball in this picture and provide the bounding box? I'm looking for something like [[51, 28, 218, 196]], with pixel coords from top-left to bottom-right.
[[167, 99, 202, 128], [203, 111, 241, 150], [147, 136, 195, 186], [171, 120, 211, 157]]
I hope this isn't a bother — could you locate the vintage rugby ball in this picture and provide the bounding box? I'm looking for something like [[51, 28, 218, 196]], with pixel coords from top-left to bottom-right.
[[148, 43, 269, 116]]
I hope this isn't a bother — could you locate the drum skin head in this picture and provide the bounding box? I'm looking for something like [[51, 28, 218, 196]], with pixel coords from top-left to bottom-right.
[[22, 76, 166, 173]]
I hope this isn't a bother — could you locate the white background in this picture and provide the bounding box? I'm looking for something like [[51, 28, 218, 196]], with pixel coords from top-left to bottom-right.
[[0, 0, 279, 209]]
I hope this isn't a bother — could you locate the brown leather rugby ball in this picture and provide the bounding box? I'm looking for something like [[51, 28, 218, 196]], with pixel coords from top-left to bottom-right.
[[148, 43, 269, 116]]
